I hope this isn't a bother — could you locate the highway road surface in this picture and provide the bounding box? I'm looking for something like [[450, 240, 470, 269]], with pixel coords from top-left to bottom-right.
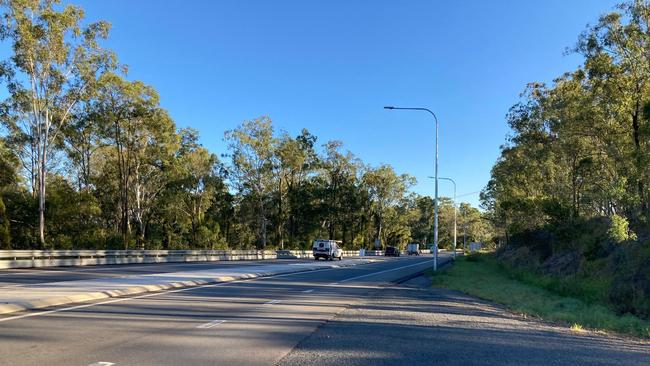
[[2, 253, 649, 366], [0, 255, 444, 366]]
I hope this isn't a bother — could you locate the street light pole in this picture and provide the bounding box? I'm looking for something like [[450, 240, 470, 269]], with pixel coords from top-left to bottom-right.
[[384, 106, 439, 271]]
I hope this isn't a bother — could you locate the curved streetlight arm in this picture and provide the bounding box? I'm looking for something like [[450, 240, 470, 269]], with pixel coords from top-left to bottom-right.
[[384, 106, 438, 125]]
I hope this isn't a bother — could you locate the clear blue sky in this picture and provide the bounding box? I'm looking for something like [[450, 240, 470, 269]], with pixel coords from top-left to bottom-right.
[[75, 0, 620, 207]]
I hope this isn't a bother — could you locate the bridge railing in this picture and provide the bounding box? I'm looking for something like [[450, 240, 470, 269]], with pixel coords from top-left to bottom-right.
[[0, 248, 433, 269], [0, 249, 409, 269]]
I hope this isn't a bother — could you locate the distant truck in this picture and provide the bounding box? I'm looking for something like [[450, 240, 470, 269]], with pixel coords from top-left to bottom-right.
[[406, 243, 420, 256], [312, 239, 343, 261]]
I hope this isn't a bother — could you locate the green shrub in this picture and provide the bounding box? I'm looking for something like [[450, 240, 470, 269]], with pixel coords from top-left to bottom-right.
[[608, 214, 636, 243], [433, 255, 650, 338]]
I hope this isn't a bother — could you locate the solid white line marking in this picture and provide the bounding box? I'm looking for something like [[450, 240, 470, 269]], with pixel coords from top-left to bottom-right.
[[0, 266, 345, 323], [329, 282, 339, 285], [88, 362, 115, 366], [339, 259, 436, 283], [264, 299, 281, 305], [196, 319, 226, 329], [302, 289, 314, 293]]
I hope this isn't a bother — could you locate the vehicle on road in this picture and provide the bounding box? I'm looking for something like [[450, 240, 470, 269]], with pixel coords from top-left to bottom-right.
[[384, 246, 400, 257], [406, 243, 420, 256], [312, 239, 343, 261]]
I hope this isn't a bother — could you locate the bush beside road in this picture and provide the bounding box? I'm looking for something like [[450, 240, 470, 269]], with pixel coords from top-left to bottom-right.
[[430, 254, 650, 339]]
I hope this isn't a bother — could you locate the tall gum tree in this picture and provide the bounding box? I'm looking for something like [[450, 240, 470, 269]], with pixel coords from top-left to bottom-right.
[[225, 117, 276, 249], [0, 0, 114, 247], [576, 0, 650, 214], [93, 72, 176, 249]]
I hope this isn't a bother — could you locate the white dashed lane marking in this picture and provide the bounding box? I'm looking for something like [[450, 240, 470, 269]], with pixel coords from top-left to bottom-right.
[[196, 320, 226, 329]]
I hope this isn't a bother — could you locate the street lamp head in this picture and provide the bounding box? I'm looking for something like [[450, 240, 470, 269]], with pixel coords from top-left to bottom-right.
[[383, 106, 395, 110]]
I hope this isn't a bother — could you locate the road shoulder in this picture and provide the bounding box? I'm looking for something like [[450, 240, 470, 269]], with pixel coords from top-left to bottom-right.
[[277, 276, 650, 366]]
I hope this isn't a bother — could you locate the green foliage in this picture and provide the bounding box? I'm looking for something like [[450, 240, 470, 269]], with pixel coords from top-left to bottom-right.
[[608, 214, 636, 243], [481, 0, 650, 321], [0, 0, 490, 253], [608, 243, 650, 319], [0, 197, 10, 249], [432, 255, 650, 338], [1, 0, 116, 246], [483, 0, 650, 245]]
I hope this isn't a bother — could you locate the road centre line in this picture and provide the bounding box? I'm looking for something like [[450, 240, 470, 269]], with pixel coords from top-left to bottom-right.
[[302, 289, 314, 293], [196, 319, 226, 329], [265, 299, 281, 305], [0, 265, 352, 323], [88, 362, 115, 366]]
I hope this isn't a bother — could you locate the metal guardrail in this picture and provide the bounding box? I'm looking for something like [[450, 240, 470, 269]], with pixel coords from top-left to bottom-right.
[[0, 250, 278, 269], [0, 248, 432, 269], [0, 249, 388, 269]]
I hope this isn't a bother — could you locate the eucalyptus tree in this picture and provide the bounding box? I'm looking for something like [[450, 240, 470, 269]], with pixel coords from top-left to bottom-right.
[[168, 128, 226, 249], [576, 0, 650, 215], [93, 72, 177, 248], [362, 164, 415, 248], [2, 0, 114, 246], [225, 117, 277, 248], [0, 0, 115, 246], [319, 140, 363, 243], [0, 138, 18, 248]]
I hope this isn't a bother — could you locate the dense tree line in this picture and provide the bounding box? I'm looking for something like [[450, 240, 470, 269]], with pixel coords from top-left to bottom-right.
[[482, 0, 650, 318], [0, 0, 489, 251]]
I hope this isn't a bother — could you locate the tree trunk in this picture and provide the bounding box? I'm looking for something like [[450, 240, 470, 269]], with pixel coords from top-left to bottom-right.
[[38, 155, 45, 248], [259, 196, 267, 249], [632, 104, 646, 212], [38, 129, 47, 248]]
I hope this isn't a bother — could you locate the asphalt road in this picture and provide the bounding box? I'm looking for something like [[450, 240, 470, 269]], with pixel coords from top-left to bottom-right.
[[0, 255, 442, 366], [3, 254, 646, 366]]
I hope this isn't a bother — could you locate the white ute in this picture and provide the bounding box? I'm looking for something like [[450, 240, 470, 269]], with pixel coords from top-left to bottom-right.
[[312, 239, 343, 261], [407, 243, 420, 256]]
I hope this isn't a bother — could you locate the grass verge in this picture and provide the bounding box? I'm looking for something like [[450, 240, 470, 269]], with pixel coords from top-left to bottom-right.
[[430, 253, 650, 339]]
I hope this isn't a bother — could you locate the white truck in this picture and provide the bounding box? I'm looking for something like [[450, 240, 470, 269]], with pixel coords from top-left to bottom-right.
[[312, 239, 343, 261], [406, 243, 420, 256]]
